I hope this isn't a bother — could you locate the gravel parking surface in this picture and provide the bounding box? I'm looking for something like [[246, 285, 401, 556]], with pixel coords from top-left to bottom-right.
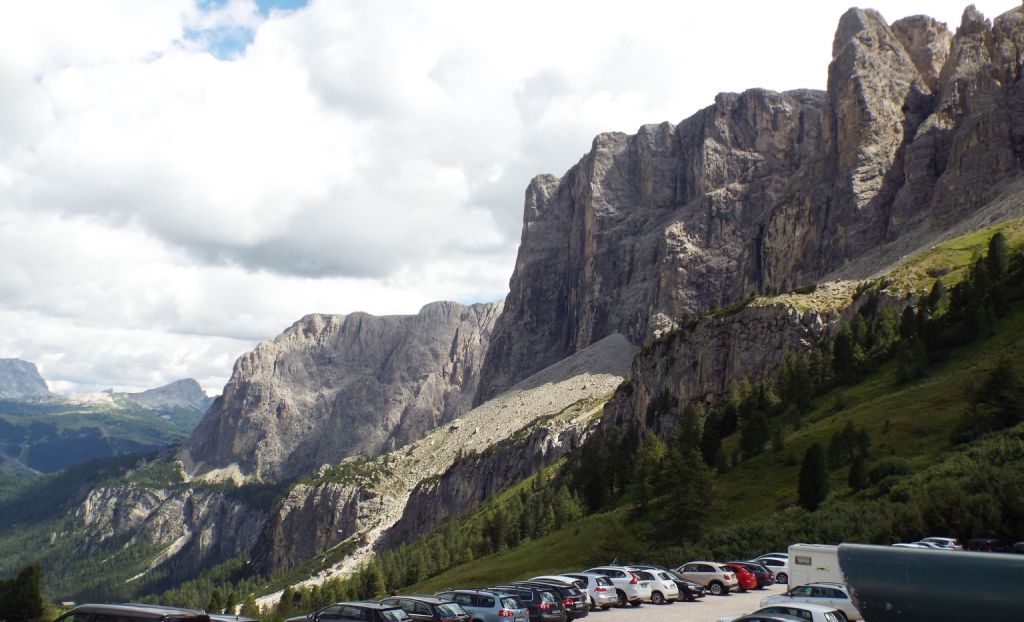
[[590, 584, 788, 622]]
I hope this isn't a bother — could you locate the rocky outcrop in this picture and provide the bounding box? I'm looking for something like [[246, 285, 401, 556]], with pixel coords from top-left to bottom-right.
[[74, 482, 267, 582], [183, 301, 502, 483], [127, 379, 213, 412], [477, 6, 1024, 402], [0, 359, 50, 400]]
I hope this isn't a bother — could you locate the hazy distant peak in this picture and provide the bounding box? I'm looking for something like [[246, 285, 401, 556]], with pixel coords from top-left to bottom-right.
[[0, 358, 51, 400]]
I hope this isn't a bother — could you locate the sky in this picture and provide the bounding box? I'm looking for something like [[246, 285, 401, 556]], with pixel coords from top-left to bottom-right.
[[0, 0, 1016, 395]]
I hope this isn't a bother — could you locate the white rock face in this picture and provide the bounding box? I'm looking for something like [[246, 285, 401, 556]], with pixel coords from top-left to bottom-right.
[[0, 359, 51, 400], [183, 301, 503, 483]]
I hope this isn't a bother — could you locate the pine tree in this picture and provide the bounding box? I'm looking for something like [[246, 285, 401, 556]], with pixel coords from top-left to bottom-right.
[[630, 432, 667, 514], [679, 402, 705, 451], [207, 589, 225, 614], [240, 596, 260, 617], [798, 443, 829, 511], [848, 454, 868, 491], [1, 565, 45, 622], [988, 232, 1009, 281], [740, 409, 770, 457]]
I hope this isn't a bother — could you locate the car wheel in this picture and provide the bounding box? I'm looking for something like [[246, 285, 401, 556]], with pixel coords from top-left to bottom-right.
[[600, 605, 611, 611], [776, 573, 788, 585], [651, 591, 664, 605], [588, 597, 595, 611], [709, 581, 724, 595], [615, 589, 627, 607], [629, 600, 642, 607]]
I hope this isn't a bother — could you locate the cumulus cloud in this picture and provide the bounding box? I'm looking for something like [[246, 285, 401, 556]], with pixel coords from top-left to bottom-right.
[[0, 0, 1011, 393]]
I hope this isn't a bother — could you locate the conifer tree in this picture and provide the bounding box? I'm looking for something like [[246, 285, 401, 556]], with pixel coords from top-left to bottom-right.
[[848, 454, 868, 491], [798, 443, 829, 511]]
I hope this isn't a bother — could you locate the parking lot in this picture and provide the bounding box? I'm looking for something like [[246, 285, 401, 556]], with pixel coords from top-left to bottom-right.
[[593, 584, 788, 622]]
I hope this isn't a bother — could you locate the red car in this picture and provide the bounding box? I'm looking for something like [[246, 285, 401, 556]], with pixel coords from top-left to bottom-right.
[[723, 563, 758, 592]]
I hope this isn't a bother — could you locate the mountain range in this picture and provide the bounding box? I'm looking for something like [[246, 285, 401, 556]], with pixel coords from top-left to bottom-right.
[[1, 3, 1023, 607], [0, 361, 213, 474]]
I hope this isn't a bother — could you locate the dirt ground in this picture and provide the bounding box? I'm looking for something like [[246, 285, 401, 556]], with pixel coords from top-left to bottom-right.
[[591, 584, 788, 622]]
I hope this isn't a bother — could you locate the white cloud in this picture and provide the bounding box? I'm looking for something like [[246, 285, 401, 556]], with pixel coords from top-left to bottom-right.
[[0, 0, 1015, 393]]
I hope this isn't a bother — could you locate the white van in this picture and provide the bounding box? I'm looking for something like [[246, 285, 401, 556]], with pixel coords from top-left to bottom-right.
[[787, 544, 843, 588]]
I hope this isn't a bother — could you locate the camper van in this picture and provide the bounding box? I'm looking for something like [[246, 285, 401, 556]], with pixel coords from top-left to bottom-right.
[[788, 544, 844, 588]]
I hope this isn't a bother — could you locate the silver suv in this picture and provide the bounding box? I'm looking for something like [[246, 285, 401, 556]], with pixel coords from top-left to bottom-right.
[[435, 590, 529, 622], [582, 566, 651, 606], [675, 561, 740, 595]]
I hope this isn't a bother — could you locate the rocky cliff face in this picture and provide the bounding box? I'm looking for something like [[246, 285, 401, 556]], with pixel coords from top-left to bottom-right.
[[183, 301, 502, 483], [477, 7, 1024, 402], [0, 359, 51, 400], [127, 379, 213, 412]]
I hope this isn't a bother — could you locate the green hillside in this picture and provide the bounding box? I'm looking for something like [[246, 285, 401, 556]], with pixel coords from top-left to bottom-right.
[[0, 395, 204, 474]]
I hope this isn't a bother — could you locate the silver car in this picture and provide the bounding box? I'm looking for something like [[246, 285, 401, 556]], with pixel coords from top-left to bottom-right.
[[561, 573, 618, 610], [435, 590, 529, 622]]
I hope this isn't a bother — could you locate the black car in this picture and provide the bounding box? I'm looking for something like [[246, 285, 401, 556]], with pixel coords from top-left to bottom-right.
[[965, 537, 1011, 552], [491, 585, 567, 622], [285, 602, 411, 622], [728, 561, 776, 588], [55, 605, 211, 622], [515, 580, 588, 619], [624, 564, 706, 601], [378, 596, 469, 622]]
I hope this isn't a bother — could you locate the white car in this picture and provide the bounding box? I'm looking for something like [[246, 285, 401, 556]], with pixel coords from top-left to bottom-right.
[[582, 567, 652, 607], [537, 574, 617, 610], [761, 583, 862, 621], [718, 602, 847, 622], [919, 536, 962, 550], [627, 568, 678, 604], [752, 555, 790, 584]]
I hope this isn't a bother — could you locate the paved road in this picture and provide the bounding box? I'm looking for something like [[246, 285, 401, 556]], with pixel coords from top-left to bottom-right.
[[589, 584, 788, 622]]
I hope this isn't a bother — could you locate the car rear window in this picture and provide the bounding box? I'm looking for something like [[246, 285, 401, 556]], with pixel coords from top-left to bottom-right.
[[500, 597, 520, 610], [436, 604, 465, 616], [539, 591, 555, 603], [596, 576, 612, 586]]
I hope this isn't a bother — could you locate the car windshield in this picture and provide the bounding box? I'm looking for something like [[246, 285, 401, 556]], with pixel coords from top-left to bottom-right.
[[381, 610, 411, 621], [436, 604, 466, 616]]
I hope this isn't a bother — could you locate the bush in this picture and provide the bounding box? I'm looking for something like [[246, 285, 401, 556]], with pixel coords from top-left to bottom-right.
[[868, 457, 912, 484]]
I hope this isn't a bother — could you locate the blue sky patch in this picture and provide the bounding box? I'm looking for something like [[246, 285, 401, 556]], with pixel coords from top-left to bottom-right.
[[191, 0, 309, 59]]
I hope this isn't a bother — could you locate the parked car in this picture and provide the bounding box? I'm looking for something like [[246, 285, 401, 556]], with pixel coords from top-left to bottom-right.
[[892, 543, 927, 549], [965, 537, 1010, 552], [434, 590, 530, 622], [556, 574, 618, 610], [491, 585, 567, 622], [1014, 541, 1024, 554], [582, 566, 651, 607], [718, 603, 846, 622], [55, 604, 212, 622], [918, 537, 962, 550], [516, 580, 588, 620], [379, 596, 469, 622], [722, 563, 758, 591], [621, 564, 706, 601], [285, 603, 411, 622], [626, 568, 677, 604], [675, 561, 739, 595], [761, 583, 862, 621], [727, 615, 806, 622], [727, 561, 775, 588], [751, 555, 790, 584]]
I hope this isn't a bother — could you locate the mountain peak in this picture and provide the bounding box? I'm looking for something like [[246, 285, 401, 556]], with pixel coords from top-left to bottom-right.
[[128, 378, 212, 411], [0, 358, 51, 401]]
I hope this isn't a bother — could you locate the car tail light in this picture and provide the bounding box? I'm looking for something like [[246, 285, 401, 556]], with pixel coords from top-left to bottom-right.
[[562, 598, 572, 607], [537, 602, 550, 611], [629, 573, 638, 585], [594, 587, 607, 592], [724, 573, 733, 579], [498, 611, 514, 618]]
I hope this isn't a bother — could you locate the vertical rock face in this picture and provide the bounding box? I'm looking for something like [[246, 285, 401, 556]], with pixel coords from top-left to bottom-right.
[[0, 359, 51, 400], [477, 6, 1024, 402], [183, 301, 502, 483], [127, 379, 213, 412]]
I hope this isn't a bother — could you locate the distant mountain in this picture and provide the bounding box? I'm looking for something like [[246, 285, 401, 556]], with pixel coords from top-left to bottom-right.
[[0, 359, 50, 400], [0, 369, 212, 474], [126, 379, 214, 412]]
